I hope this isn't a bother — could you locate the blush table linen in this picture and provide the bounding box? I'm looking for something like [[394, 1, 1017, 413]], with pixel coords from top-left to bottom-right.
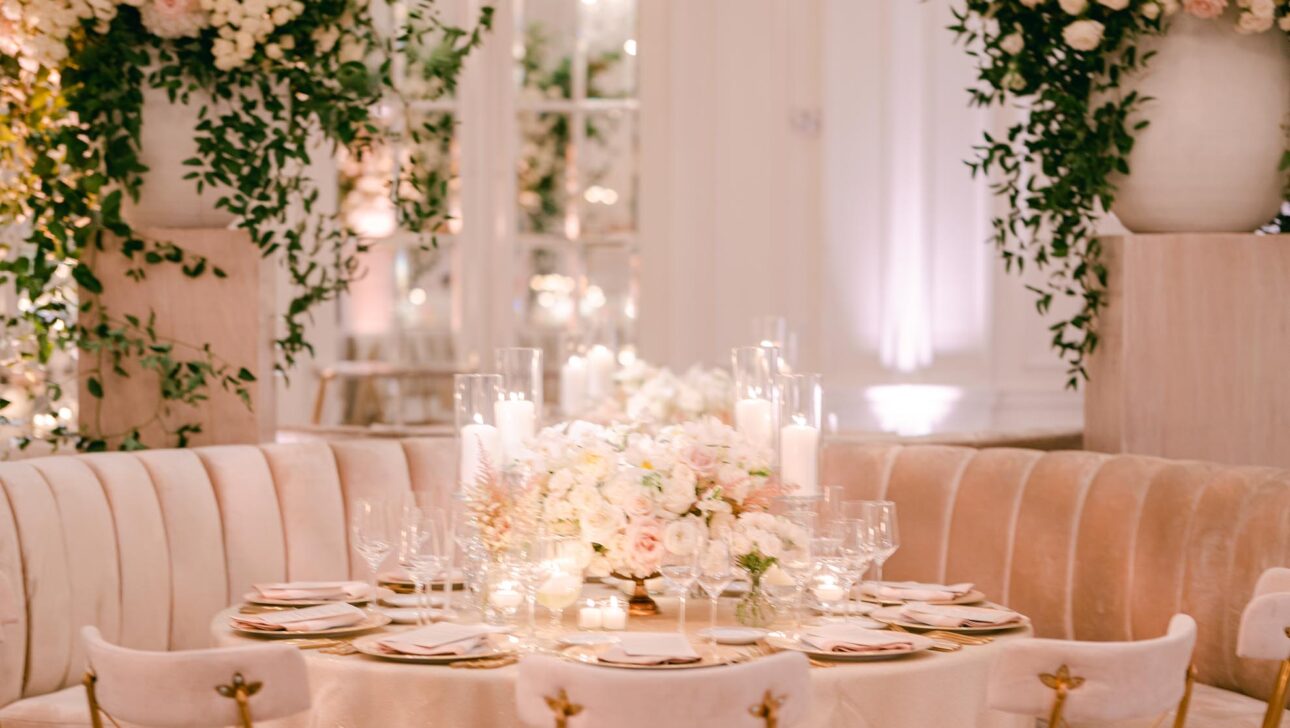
[[213, 588, 1032, 728]]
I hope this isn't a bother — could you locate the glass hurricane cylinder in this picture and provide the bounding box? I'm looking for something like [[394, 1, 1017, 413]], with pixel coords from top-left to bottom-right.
[[732, 346, 779, 455], [495, 348, 542, 466], [778, 373, 822, 497], [455, 373, 503, 489]]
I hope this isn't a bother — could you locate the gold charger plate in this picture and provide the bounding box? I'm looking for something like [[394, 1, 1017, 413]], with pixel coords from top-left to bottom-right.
[[765, 632, 934, 662], [562, 644, 731, 670], [350, 633, 518, 664], [869, 605, 1030, 634], [231, 612, 392, 639], [859, 589, 986, 606]]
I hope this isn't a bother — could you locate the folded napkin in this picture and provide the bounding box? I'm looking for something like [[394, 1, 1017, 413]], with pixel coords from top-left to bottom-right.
[[861, 581, 974, 602], [376, 623, 507, 656], [899, 604, 1022, 628], [598, 632, 701, 666], [799, 624, 916, 654], [253, 581, 370, 602], [231, 603, 367, 632]]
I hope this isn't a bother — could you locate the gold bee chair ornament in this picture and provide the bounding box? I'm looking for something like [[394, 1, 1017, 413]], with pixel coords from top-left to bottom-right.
[[544, 688, 584, 728]]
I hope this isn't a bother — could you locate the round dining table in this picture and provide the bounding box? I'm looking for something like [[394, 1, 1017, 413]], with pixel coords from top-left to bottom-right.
[[214, 584, 1032, 728]]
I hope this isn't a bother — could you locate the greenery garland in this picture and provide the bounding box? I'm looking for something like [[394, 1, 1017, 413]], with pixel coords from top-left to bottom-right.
[[0, 0, 492, 452], [952, 0, 1289, 387]]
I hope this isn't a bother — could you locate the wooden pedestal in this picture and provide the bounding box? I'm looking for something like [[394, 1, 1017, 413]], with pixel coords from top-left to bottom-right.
[[1085, 233, 1290, 468], [78, 228, 275, 447]]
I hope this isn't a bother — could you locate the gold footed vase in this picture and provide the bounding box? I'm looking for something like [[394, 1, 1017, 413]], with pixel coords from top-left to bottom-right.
[[613, 573, 660, 616]]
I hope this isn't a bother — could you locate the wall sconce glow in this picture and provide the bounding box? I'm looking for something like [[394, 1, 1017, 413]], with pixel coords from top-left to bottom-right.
[[623, 39, 637, 56], [865, 384, 962, 437], [584, 185, 619, 205]]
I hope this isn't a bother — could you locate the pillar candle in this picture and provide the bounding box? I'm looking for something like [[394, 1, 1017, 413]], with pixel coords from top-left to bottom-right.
[[495, 397, 536, 464], [586, 345, 616, 402], [459, 423, 501, 487], [779, 422, 820, 496], [560, 355, 587, 416], [734, 398, 775, 450]]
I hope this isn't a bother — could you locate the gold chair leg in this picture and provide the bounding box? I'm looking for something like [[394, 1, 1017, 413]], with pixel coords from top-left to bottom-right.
[[544, 688, 583, 728], [1040, 664, 1085, 728], [749, 690, 786, 728], [83, 672, 104, 728], [215, 672, 262, 728], [1174, 663, 1197, 728], [1263, 658, 1290, 728]]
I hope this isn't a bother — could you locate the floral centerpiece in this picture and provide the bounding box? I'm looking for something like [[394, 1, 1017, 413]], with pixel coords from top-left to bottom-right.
[[581, 360, 734, 429], [518, 417, 806, 621]]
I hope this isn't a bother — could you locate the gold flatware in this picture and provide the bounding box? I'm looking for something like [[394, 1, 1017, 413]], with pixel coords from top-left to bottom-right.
[[320, 643, 359, 656], [807, 657, 837, 668], [282, 638, 343, 649], [449, 655, 518, 670], [927, 630, 993, 645], [888, 623, 961, 652]]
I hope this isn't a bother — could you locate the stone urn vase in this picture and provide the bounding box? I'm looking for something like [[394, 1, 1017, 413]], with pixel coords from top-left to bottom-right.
[[1111, 11, 1290, 233], [123, 84, 237, 229]]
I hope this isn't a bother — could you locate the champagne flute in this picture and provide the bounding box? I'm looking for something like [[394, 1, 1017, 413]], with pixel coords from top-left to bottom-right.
[[864, 500, 900, 583], [696, 539, 734, 638], [780, 511, 816, 631], [661, 548, 701, 634], [840, 519, 873, 621], [351, 497, 394, 601]]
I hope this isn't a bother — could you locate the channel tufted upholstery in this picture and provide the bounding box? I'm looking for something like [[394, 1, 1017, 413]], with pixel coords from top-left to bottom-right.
[[822, 443, 1290, 707], [0, 439, 1286, 727]]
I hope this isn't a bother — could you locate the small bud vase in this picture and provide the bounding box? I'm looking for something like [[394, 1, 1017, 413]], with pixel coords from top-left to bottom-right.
[[735, 573, 777, 628]]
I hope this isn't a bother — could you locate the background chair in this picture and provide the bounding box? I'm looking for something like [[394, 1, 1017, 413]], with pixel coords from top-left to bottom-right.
[[81, 626, 310, 728], [515, 651, 811, 728], [987, 613, 1197, 727], [1237, 568, 1290, 728]]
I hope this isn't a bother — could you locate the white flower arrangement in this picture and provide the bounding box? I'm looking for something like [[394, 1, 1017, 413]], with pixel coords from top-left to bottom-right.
[[519, 418, 803, 580], [581, 359, 734, 429]]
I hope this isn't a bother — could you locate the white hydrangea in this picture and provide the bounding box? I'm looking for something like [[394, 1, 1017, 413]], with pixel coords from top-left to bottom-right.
[[139, 0, 207, 38]]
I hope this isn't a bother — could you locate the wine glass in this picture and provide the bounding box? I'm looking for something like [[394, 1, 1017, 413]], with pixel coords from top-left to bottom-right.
[[780, 511, 815, 630], [350, 497, 395, 600], [536, 536, 584, 635], [864, 500, 900, 583], [696, 539, 734, 638], [839, 519, 874, 621], [399, 508, 444, 625], [661, 548, 701, 634]]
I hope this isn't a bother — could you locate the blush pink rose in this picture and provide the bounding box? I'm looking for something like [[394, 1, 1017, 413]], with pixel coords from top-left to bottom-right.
[[683, 445, 719, 477], [1183, 0, 1226, 18], [624, 518, 665, 575]]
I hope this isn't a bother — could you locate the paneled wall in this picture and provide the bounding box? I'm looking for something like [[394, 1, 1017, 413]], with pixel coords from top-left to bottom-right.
[[637, 0, 1082, 432]]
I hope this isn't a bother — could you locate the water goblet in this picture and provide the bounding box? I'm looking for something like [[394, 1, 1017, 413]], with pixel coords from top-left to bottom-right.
[[661, 549, 701, 634], [350, 497, 395, 600], [696, 539, 734, 638], [864, 500, 900, 583], [536, 536, 584, 636], [780, 511, 816, 630]]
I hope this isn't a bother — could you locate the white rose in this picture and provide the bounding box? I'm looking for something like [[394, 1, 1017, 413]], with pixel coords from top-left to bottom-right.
[[999, 32, 1024, 54], [749, 529, 783, 559], [662, 517, 702, 556], [660, 464, 698, 515], [1063, 19, 1105, 50], [1059, 0, 1088, 12], [708, 511, 736, 538], [1236, 10, 1274, 32], [1141, 2, 1162, 18], [1160, 0, 1180, 14], [580, 502, 626, 543], [1097, 0, 1129, 9], [587, 554, 611, 578], [1247, 0, 1275, 18], [1001, 71, 1027, 91], [264, 42, 283, 60]]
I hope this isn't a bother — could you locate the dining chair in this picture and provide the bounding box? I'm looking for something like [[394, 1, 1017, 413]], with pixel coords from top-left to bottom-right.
[[987, 613, 1197, 727], [81, 626, 311, 728], [514, 651, 811, 728], [1237, 567, 1290, 728]]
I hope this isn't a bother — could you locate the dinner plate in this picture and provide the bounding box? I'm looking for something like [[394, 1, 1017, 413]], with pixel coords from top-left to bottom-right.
[[859, 589, 987, 606], [697, 627, 766, 645], [375, 607, 448, 625], [380, 593, 450, 609], [350, 632, 518, 664], [869, 605, 1030, 634], [231, 612, 392, 638], [765, 632, 934, 662], [809, 616, 887, 630], [562, 644, 731, 670], [241, 588, 385, 608], [379, 572, 466, 593]]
